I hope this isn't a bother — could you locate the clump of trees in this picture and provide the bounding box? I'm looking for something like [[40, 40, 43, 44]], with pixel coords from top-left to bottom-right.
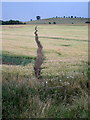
[[0, 20, 26, 25], [85, 21, 90, 24], [52, 16, 85, 19]]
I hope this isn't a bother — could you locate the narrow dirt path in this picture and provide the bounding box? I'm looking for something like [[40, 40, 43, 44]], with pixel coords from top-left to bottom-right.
[[34, 26, 43, 79]]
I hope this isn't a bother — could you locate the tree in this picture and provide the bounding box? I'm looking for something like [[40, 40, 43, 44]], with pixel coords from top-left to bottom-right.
[[53, 22, 56, 24], [36, 16, 41, 20], [49, 22, 51, 24]]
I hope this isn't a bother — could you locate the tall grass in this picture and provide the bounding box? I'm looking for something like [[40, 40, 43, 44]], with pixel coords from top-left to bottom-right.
[[2, 63, 89, 118]]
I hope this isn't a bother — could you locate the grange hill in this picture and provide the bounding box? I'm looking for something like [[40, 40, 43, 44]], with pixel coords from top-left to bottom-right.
[[26, 18, 88, 24]]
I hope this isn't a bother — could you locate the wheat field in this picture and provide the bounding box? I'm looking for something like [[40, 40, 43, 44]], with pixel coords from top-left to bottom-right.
[[1, 24, 89, 118]]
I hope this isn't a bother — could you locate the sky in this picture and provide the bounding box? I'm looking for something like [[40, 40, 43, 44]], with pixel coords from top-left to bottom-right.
[[2, 2, 88, 21]]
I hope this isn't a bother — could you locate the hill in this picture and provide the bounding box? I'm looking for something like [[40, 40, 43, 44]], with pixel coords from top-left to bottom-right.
[[26, 18, 88, 24]]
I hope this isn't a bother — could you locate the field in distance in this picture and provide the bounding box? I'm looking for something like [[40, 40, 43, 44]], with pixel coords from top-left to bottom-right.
[[26, 18, 88, 24], [2, 24, 89, 118]]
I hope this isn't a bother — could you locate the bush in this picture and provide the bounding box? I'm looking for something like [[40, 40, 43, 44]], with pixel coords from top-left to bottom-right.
[[49, 22, 51, 24], [53, 22, 56, 24]]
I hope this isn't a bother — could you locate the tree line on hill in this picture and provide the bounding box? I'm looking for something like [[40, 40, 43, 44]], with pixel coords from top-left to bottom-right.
[[55, 16, 85, 18], [0, 20, 26, 25], [30, 15, 87, 21]]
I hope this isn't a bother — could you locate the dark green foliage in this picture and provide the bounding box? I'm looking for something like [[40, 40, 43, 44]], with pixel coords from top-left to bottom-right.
[[49, 22, 51, 24], [0, 20, 26, 25], [36, 16, 41, 20], [47, 104, 88, 118], [85, 21, 90, 24], [53, 22, 56, 24], [2, 80, 37, 118], [1, 53, 36, 65]]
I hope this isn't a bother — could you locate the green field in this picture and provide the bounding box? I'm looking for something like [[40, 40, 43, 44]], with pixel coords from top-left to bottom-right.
[[2, 24, 89, 118]]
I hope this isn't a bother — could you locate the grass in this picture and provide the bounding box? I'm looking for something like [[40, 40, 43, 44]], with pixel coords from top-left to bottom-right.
[[40, 36, 88, 42], [27, 18, 88, 25], [1, 52, 36, 65], [2, 67, 89, 118], [1, 24, 89, 118]]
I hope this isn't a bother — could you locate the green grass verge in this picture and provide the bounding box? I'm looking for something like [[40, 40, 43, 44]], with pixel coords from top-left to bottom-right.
[[2, 69, 89, 118]]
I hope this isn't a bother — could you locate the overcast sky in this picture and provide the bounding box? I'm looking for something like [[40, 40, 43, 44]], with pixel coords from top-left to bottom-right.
[[2, 2, 88, 21]]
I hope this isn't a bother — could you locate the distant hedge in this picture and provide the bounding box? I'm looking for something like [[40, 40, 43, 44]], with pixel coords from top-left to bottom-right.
[[0, 20, 26, 25], [85, 21, 90, 24]]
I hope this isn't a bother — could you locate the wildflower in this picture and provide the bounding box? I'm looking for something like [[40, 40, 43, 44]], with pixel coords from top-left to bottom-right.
[[46, 81, 48, 84], [64, 82, 70, 85], [70, 76, 74, 78]]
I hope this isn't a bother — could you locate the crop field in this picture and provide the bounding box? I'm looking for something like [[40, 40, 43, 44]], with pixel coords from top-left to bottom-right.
[[1, 24, 89, 118]]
